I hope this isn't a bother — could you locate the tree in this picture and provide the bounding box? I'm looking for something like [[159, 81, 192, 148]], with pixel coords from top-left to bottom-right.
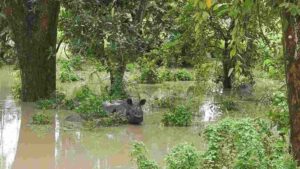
[[192, 0, 275, 89], [281, 2, 300, 164], [2, 0, 60, 101], [60, 0, 172, 97]]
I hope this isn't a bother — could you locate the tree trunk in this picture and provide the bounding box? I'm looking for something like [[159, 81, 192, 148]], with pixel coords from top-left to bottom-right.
[[282, 11, 300, 164], [4, 0, 60, 101], [109, 62, 126, 98], [222, 40, 234, 89]]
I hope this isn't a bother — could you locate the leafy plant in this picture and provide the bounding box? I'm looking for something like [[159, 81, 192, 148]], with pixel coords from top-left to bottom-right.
[[162, 105, 192, 126], [174, 69, 193, 81], [158, 68, 174, 81], [31, 113, 51, 125], [126, 63, 137, 72], [59, 58, 81, 83], [166, 143, 201, 169], [139, 58, 159, 84], [202, 118, 296, 169], [268, 91, 289, 133], [131, 141, 159, 169]]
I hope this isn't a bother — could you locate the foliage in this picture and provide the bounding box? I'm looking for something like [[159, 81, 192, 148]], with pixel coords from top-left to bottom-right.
[[268, 91, 289, 133], [162, 105, 192, 126], [131, 141, 159, 169], [31, 112, 51, 125], [139, 58, 159, 84], [74, 86, 109, 120], [165, 143, 201, 169], [59, 58, 81, 83], [126, 63, 137, 72], [202, 118, 296, 169], [36, 92, 66, 109], [174, 69, 193, 81], [98, 113, 128, 127], [158, 68, 193, 82], [11, 70, 21, 99]]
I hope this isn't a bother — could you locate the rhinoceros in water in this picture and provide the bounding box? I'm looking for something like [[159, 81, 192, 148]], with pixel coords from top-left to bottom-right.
[[102, 98, 146, 125]]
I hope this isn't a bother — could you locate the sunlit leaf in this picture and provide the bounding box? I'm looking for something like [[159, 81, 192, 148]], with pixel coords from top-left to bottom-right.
[[205, 0, 212, 9]]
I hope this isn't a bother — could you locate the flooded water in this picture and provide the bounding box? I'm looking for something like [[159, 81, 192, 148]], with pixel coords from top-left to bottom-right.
[[0, 66, 279, 169]]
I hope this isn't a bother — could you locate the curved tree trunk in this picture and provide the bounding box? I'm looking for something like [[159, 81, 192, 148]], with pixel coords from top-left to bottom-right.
[[4, 0, 60, 101], [282, 11, 300, 164]]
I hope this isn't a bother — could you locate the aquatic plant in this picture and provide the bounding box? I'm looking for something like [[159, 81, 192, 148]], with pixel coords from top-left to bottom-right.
[[162, 105, 192, 126], [31, 112, 51, 125], [131, 141, 159, 169], [166, 143, 201, 169]]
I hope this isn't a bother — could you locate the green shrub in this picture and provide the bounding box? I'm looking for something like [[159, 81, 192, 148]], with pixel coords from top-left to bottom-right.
[[36, 92, 66, 109], [158, 68, 174, 81], [174, 70, 193, 81], [74, 86, 109, 120], [97, 113, 128, 127], [59, 58, 80, 83], [70, 55, 84, 70], [131, 142, 159, 169], [268, 91, 289, 133], [202, 118, 296, 169], [139, 58, 159, 84], [166, 143, 201, 169], [32, 113, 51, 125], [162, 105, 192, 126], [126, 63, 137, 72]]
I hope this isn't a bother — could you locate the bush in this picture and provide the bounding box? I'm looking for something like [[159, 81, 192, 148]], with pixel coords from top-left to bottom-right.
[[166, 143, 201, 169], [59, 58, 80, 83], [126, 63, 137, 72], [139, 58, 159, 84], [131, 142, 159, 169], [202, 118, 296, 169], [174, 69, 193, 81], [97, 113, 128, 127], [32, 113, 51, 125], [158, 68, 174, 81], [268, 91, 289, 133], [74, 86, 109, 120], [36, 92, 66, 109], [162, 105, 192, 126]]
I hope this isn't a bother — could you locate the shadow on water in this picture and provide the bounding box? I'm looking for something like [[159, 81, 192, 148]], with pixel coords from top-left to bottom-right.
[[0, 66, 279, 169]]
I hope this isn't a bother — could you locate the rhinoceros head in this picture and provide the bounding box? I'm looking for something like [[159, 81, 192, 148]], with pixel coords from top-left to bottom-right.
[[126, 98, 146, 124]]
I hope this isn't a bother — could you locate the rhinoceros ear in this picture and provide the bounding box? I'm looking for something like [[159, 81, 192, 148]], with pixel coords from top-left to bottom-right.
[[139, 99, 146, 106], [127, 98, 133, 105]]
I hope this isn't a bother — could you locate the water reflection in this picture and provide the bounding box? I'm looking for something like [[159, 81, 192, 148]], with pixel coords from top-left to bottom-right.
[[200, 100, 221, 122], [0, 96, 21, 169]]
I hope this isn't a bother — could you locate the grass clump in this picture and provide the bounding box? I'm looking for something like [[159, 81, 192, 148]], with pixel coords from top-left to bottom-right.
[[31, 112, 51, 125], [162, 105, 192, 126]]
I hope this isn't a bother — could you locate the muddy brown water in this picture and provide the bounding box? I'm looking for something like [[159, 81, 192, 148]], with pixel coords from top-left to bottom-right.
[[0, 67, 207, 169], [0, 66, 279, 169]]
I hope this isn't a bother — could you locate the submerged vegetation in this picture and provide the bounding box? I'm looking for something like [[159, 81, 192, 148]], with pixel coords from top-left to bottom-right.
[[162, 105, 193, 127], [31, 112, 51, 125]]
